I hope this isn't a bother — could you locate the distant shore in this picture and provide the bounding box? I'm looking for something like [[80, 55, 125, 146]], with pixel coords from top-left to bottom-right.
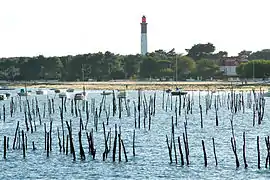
[[3, 81, 270, 91]]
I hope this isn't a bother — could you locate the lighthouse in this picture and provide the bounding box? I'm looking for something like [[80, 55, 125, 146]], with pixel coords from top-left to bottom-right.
[[141, 15, 148, 55]]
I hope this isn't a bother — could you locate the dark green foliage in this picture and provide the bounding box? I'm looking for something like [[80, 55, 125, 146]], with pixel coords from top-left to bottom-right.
[[248, 49, 270, 60], [236, 60, 270, 78], [187, 43, 216, 60], [0, 44, 227, 81], [194, 59, 220, 79]]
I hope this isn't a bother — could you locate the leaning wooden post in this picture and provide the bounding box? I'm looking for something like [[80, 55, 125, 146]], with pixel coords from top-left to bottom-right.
[[202, 140, 207, 167], [265, 137, 269, 168], [267, 136, 270, 167], [231, 137, 239, 168], [212, 138, 218, 166], [178, 136, 184, 166], [66, 121, 76, 161], [102, 122, 108, 157], [18, 130, 21, 149], [57, 127, 62, 152], [183, 133, 189, 165], [215, 100, 218, 126], [121, 139, 128, 162], [12, 121, 19, 150], [78, 131, 85, 160], [184, 122, 189, 163], [25, 133, 28, 150], [166, 135, 172, 163], [118, 126, 121, 162]]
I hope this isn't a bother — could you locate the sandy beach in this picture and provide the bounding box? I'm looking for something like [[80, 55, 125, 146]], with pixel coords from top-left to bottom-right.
[[6, 81, 270, 91]]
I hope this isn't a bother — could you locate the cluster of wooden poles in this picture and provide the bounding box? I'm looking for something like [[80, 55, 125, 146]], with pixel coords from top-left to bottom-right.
[[165, 87, 267, 169], [0, 87, 268, 171], [0, 89, 157, 163]]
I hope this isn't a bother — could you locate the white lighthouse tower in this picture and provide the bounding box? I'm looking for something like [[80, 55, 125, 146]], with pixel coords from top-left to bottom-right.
[[141, 15, 148, 55]]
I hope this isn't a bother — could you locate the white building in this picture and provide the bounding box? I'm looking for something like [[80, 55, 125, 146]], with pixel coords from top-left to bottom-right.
[[220, 57, 248, 76]]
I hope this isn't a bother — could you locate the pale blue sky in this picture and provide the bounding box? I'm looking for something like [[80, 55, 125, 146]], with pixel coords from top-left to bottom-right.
[[0, 0, 269, 57]]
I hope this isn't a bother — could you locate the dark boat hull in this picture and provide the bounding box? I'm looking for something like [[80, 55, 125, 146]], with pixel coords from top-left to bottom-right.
[[171, 91, 187, 96]]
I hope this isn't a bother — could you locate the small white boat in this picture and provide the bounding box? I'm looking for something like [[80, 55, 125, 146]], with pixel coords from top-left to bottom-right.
[[66, 88, 74, 93], [36, 89, 47, 95], [74, 93, 86, 100], [74, 93, 84, 100], [0, 94, 7, 100], [117, 90, 126, 98]]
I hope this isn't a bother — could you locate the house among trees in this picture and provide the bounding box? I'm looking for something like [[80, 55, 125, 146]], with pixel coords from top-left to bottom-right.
[[220, 56, 248, 76]]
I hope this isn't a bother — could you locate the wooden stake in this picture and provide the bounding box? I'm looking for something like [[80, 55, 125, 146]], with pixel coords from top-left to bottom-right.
[[202, 140, 207, 167], [212, 138, 217, 166], [4, 136, 7, 159], [22, 130, 26, 158], [243, 132, 248, 168]]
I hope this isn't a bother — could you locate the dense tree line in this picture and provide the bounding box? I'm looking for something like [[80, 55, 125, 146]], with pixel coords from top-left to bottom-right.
[[236, 60, 270, 79], [1, 43, 270, 81], [235, 50, 270, 78]]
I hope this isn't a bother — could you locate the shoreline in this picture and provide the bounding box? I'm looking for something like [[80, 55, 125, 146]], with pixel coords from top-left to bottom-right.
[[4, 81, 270, 91]]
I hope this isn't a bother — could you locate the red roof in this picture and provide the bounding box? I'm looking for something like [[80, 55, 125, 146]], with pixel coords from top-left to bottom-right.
[[221, 57, 248, 66]]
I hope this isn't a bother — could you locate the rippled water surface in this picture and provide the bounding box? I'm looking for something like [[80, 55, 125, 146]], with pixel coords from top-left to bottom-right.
[[0, 89, 270, 180]]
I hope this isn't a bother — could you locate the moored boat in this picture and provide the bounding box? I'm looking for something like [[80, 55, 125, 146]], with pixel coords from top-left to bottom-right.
[[171, 91, 188, 96], [18, 89, 30, 96], [166, 89, 172, 93], [59, 92, 67, 98], [74, 93, 86, 100], [55, 89, 61, 93], [101, 91, 112, 96], [36, 89, 47, 95], [66, 88, 74, 93], [5, 93, 11, 99], [171, 88, 188, 96]]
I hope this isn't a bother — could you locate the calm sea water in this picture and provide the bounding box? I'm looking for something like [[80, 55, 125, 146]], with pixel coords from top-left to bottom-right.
[[0, 89, 269, 180]]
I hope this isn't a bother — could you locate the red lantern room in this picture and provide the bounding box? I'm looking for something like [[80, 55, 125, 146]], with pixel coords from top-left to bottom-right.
[[142, 15, 146, 23]]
